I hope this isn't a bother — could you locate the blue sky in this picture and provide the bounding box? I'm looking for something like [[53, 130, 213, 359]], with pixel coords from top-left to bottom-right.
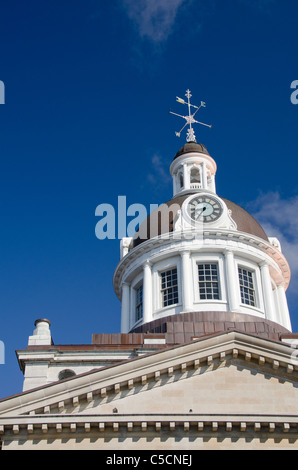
[[0, 0, 297, 398]]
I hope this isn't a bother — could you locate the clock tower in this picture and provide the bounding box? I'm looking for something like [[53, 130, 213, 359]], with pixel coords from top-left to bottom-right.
[[114, 91, 292, 339]]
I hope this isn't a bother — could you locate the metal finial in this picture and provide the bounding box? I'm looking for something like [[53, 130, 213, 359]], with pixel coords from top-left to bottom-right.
[[169, 89, 212, 142]]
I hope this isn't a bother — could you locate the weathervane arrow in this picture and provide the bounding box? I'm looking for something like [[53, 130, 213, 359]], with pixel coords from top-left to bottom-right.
[[169, 89, 212, 142]]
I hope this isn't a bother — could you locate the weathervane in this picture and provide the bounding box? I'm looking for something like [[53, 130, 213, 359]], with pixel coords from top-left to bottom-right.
[[169, 89, 212, 142]]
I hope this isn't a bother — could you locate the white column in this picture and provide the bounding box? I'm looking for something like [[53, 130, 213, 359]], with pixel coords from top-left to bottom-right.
[[183, 163, 190, 190], [202, 162, 207, 189], [143, 260, 152, 325], [210, 174, 216, 193], [260, 262, 276, 322], [173, 172, 177, 196], [224, 250, 239, 311], [276, 284, 292, 331], [121, 282, 130, 333], [181, 251, 192, 311]]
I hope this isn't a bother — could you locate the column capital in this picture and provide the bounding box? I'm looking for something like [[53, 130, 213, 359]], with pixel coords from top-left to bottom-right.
[[259, 260, 268, 268], [180, 250, 191, 257], [142, 259, 152, 269], [277, 281, 287, 289]]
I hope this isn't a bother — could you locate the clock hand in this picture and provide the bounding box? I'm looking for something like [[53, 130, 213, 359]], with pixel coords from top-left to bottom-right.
[[196, 206, 207, 219]]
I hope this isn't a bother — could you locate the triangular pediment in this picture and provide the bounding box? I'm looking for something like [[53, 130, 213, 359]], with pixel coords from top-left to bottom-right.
[[1, 331, 297, 416], [1, 331, 298, 440]]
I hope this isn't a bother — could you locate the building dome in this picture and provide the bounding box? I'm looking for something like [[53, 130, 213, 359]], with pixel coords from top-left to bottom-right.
[[114, 137, 291, 336], [132, 194, 268, 248]]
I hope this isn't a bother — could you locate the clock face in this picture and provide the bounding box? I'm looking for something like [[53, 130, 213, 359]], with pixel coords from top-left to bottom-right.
[[187, 195, 223, 223]]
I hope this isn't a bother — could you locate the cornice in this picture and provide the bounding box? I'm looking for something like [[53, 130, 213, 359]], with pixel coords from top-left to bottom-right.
[[1, 413, 298, 437]]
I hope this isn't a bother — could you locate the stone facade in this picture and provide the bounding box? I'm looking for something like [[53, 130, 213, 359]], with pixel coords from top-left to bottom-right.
[[1, 331, 298, 450]]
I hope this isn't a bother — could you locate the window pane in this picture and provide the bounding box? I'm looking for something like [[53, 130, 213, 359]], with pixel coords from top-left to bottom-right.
[[238, 267, 255, 307], [135, 284, 143, 321], [198, 263, 220, 300], [161, 268, 178, 307]]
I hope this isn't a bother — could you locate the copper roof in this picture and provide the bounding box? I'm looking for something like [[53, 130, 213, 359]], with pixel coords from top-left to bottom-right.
[[131, 311, 290, 344], [132, 194, 268, 248], [173, 141, 210, 160], [19, 312, 291, 354]]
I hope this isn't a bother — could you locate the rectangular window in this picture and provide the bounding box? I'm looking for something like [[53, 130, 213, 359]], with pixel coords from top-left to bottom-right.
[[135, 284, 143, 321], [198, 263, 220, 300], [161, 268, 178, 307], [238, 267, 256, 306]]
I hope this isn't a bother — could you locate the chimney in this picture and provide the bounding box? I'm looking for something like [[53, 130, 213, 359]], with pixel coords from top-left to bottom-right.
[[28, 319, 52, 346]]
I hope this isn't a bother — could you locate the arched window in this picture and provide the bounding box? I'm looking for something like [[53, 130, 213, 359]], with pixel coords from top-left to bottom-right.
[[58, 369, 76, 381], [190, 167, 201, 187], [179, 172, 184, 188]]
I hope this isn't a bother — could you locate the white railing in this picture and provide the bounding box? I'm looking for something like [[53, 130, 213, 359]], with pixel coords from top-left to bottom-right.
[[190, 183, 202, 189]]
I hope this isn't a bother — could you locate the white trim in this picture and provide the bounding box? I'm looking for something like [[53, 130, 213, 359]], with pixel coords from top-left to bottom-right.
[[152, 256, 182, 315], [114, 230, 290, 331], [180, 251, 193, 311], [121, 283, 130, 334], [130, 273, 143, 330], [235, 257, 265, 317], [192, 253, 226, 307], [143, 261, 152, 324], [114, 229, 290, 300], [224, 250, 239, 312]]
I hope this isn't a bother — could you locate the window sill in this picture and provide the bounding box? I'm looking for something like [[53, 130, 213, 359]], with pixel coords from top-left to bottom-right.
[[153, 303, 182, 316], [193, 299, 227, 305], [130, 318, 143, 330], [238, 304, 265, 316]]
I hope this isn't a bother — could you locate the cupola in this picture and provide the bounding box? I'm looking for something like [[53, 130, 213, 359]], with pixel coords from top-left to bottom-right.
[[170, 141, 217, 196]]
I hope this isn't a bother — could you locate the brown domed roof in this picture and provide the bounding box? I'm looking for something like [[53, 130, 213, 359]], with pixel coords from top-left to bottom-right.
[[173, 142, 210, 160], [132, 193, 268, 248], [222, 199, 268, 241]]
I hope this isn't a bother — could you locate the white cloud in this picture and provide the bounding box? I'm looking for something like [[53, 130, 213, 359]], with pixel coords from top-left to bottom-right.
[[147, 153, 171, 188], [121, 0, 187, 43], [121, 0, 276, 45], [248, 192, 298, 289]]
